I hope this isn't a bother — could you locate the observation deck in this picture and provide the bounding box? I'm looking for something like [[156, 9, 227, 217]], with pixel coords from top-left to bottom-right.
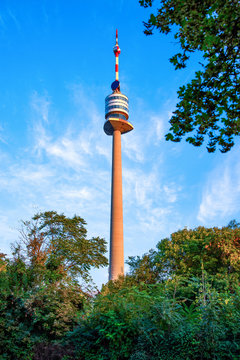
[[104, 91, 133, 135]]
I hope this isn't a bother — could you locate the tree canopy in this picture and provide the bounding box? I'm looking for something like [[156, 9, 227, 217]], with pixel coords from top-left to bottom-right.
[[68, 222, 240, 359], [0, 211, 108, 342], [139, 0, 240, 152], [127, 222, 240, 284], [18, 211, 108, 285], [1, 217, 240, 359]]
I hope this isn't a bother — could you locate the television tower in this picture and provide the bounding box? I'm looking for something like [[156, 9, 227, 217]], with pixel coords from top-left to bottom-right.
[[104, 30, 133, 281]]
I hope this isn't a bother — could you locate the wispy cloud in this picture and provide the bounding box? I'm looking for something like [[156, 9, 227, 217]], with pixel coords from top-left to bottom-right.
[[70, 84, 102, 126], [152, 115, 165, 142], [96, 143, 111, 163], [140, 206, 171, 232], [11, 163, 54, 184], [31, 91, 51, 123], [145, 111, 168, 147], [123, 167, 158, 208], [122, 164, 182, 242], [198, 148, 240, 223], [163, 183, 181, 203], [7, 8, 21, 31], [122, 132, 144, 163], [37, 131, 87, 168]]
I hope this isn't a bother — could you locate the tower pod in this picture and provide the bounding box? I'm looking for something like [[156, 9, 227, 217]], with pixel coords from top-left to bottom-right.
[[104, 93, 133, 135]]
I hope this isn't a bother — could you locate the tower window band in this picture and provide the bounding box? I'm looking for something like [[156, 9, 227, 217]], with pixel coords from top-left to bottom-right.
[[105, 96, 129, 104], [107, 114, 127, 120], [106, 105, 128, 112]]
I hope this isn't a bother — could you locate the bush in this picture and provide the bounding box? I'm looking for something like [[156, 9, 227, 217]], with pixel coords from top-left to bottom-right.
[[64, 283, 240, 360], [0, 294, 35, 360]]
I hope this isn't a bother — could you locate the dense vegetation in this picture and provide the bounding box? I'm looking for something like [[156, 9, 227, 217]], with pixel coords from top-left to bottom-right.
[[0, 211, 108, 359], [1, 213, 240, 359]]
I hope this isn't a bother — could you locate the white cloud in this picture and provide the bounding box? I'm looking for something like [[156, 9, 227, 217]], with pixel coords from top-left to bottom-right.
[[144, 112, 167, 147], [52, 187, 93, 201], [43, 136, 86, 167], [152, 115, 165, 141], [122, 132, 144, 163], [34, 123, 94, 169], [31, 88, 110, 170], [198, 149, 240, 223], [123, 168, 158, 208], [163, 182, 183, 204], [140, 206, 171, 231], [70, 84, 102, 126], [31, 91, 51, 123], [12, 164, 54, 183], [96, 143, 111, 162]]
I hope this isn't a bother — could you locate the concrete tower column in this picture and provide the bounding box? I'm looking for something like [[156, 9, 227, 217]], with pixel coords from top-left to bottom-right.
[[109, 129, 124, 280]]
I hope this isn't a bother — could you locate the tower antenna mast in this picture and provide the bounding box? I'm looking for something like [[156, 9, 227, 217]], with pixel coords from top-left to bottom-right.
[[114, 29, 121, 81]]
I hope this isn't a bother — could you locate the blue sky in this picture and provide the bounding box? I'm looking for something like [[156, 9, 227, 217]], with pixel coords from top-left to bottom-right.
[[1, 0, 240, 287]]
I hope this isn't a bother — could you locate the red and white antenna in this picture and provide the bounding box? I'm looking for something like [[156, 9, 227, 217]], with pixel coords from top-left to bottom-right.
[[113, 29, 121, 81]]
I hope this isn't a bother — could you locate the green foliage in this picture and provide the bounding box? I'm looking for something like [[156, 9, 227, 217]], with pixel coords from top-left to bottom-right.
[[64, 282, 240, 359], [0, 211, 108, 357], [0, 211, 108, 341], [65, 287, 144, 359], [127, 247, 166, 284], [139, 0, 240, 152], [138, 286, 240, 359], [3, 246, 32, 298], [26, 283, 86, 339], [19, 211, 108, 284], [0, 294, 35, 360], [128, 224, 240, 285], [2, 217, 240, 359]]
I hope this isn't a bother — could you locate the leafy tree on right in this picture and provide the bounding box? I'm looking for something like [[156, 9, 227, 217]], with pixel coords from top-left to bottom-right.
[[139, 0, 240, 152], [128, 222, 240, 274]]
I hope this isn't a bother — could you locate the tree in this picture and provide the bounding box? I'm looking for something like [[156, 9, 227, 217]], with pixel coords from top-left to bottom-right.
[[127, 223, 240, 283], [0, 253, 7, 272], [139, 0, 240, 152], [1, 211, 108, 339], [126, 248, 166, 284], [18, 211, 108, 286]]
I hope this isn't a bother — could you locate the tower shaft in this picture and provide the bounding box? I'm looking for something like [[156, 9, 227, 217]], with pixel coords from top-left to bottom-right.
[[109, 129, 124, 280]]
